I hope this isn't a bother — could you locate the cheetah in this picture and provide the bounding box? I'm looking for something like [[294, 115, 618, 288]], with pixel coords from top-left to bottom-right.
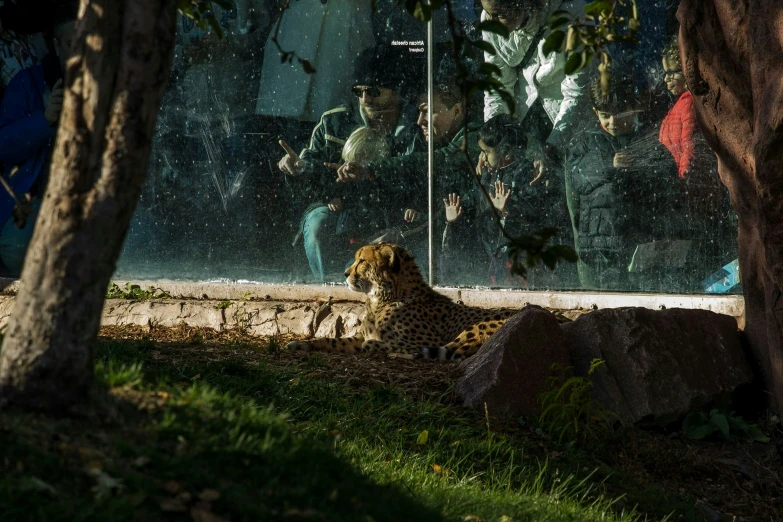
[[287, 243, 519, 360]]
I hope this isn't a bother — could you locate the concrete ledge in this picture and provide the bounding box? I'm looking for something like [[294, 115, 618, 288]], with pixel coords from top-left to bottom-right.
[[0, 279, 744, 336], [102, 299, 366, 337]]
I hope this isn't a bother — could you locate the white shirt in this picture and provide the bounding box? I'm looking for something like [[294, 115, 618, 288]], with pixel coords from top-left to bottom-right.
[[481, 0, 589, 148]]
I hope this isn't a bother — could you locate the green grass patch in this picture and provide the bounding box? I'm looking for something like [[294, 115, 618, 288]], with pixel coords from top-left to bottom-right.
[[0, 335, 721, 521]]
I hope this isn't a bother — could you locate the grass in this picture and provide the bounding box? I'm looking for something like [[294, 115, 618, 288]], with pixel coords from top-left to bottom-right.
[[0, 328, 778, 521]]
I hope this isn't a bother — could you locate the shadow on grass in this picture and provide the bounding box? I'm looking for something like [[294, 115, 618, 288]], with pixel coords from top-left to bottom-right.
[[0, 339, 441, 522]]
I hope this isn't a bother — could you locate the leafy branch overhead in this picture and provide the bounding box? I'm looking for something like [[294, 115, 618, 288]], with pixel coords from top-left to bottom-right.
[[543, 0, 640, 92], [176, 0, 235, 38], [400, 0, 516, 115], [178, 0, 316, 73]]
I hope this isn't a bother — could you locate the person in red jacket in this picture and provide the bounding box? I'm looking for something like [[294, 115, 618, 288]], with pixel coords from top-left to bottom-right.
[[658, 36, 695, 179], [658, 35, 738, 288]]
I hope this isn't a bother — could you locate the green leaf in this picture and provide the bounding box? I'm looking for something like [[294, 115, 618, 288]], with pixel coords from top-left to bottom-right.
[[549, 9, 573, 18], [542, 30, 566, 56], [411, 1, 431, 22], [746, 425, 770, 443], [710, 413, 730, 439], [206, 15, 224, 39], [549, 16, 571, 31], [547, 11, 572, 30], [469, 39, 497, 56], [687, 423, 717, 440], [476, 20, 510, 39], [495, 88, 515, 115], [682, 412, 708, 437], [416, 430, 429, 445], [587, 358, 605, 375], [581, 49, 594, 70], [726, 414, 749, 434], [584, 0, 613, 17], [563, 52, 585, 75]]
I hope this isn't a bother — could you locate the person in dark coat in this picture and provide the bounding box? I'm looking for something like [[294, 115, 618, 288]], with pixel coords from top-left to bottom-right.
[[0, 4, 75, 274], [276, 44, 422, 282], [564, 75, 678, 291], [441, 114, 570, 287]]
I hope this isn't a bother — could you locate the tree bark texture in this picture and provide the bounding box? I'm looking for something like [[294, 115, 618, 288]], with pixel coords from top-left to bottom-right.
[[679, 0, 783, 412], [0, 0, 178, 410]]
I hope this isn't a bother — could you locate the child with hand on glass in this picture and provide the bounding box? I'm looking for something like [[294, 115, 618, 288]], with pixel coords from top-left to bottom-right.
[[442, 114, 566, 286]]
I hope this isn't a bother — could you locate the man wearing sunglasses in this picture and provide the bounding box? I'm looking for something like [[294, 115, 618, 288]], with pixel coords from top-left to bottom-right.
[[332, 53, 482, 192], [277, 43, 421, 282]]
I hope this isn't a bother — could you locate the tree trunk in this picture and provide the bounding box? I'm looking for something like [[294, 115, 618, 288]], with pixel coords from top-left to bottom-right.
[[678, 0, 783, 412], [0, 0, 178, 411]]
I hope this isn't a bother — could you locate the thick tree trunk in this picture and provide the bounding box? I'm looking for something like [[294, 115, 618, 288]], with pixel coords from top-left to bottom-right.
[[678, 0, 783, 412], [0, 0, 178, 410]]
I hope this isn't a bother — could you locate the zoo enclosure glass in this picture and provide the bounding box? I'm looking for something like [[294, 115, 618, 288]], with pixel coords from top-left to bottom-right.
[[109, 0, 738, 296]]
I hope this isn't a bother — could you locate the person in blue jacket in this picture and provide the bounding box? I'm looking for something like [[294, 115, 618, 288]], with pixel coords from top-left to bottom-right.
[[0, 5, 75, 274]]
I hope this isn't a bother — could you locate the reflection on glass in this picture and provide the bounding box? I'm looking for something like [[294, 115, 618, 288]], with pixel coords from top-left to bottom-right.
[[435, 0, 738, 294], [0, 1, 738, 295]]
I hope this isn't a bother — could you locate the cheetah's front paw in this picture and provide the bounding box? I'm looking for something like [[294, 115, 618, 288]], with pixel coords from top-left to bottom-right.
[[287, 341, 312, 352]]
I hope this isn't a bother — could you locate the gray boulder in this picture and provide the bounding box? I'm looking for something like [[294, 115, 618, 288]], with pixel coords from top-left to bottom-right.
[[456, 306, 569, 417], [561, 307, 753, 426]]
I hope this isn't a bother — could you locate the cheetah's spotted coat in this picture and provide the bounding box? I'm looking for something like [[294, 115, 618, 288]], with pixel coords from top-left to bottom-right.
[[287, 243, 518, 360]]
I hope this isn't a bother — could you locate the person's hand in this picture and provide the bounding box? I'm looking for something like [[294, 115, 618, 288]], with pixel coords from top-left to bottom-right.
[[278, 139, 304, 176], [443, 193, 463, 223], [531, 159, 545, 185], [613, 152, 631, 169], [530, 144, 560, 186], [476, 152, 487, 176], [44, 79, 64, 126], [491, 180, 511, 212], [326, 161, 372, 183], [327, 198, 343, 212], [403, 208, 420, 223]]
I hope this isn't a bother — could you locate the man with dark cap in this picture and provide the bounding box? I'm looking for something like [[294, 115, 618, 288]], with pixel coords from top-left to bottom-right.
[[277, 43, 421, 283]]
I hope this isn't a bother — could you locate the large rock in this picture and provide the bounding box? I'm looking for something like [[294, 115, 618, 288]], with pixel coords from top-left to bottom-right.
[[456, 306, 570, 417], [562, 307, 754, 426]]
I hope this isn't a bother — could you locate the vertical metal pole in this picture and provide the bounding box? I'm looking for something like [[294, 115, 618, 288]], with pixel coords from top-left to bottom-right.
[[427, 8, 435, 286]]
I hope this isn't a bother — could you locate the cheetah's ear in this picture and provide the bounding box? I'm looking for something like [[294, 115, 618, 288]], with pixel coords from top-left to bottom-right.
[[379, 244, 401, 273]]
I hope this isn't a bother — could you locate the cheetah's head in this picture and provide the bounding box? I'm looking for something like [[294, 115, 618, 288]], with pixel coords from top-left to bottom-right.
[[344, 243, 422, 297]]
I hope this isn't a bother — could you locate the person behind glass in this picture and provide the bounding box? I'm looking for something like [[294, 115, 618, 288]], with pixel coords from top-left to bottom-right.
[[479, 0, 589, 177], [276, 43, 420, 282], [442, 114, 567, 286], [329, 125, 422, 248], [0, 2, 75, 275], [332, 53, 480, 215], [659, 36, 696, 180], [658, 35, 733, 285], [563, 74, 677, 291], [330, 52, 489, 271]]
